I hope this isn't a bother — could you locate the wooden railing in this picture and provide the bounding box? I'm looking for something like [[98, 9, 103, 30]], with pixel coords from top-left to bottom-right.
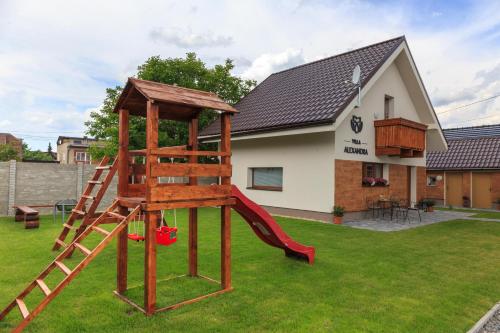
[[374, 118, 427, 158], [124, 147, 231, 201]]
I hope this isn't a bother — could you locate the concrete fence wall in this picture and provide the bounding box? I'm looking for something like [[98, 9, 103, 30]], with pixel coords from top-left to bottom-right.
[[0, 161, 118, 216], [0, 160, 217, 216]]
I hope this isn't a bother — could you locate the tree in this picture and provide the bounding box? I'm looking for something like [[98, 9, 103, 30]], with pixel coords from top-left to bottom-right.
[[0, 144, 20, 161], [22, 143, 55, 162], [47, 142, 53, 154], [85, 53, 255, 159]]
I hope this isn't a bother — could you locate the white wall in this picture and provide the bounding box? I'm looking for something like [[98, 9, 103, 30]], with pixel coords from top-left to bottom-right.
[[334, 62, 426, 167], [231, 132, 335, 213]]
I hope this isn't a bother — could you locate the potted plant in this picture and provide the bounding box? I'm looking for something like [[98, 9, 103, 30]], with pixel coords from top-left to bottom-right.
[[423, 199, 435, 212], [333, 206, 344, 224], [463, 196, 470, 208]]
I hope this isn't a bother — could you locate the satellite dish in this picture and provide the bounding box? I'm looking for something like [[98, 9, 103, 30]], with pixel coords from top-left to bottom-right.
[[352, 65, 361, 85], [351, 65, 362, 108]]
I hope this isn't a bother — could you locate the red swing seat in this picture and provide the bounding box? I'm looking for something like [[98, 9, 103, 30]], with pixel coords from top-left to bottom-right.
[[156, 226, 178, 246], [127, 234, 145, 242], [128, 216, 177, 246]]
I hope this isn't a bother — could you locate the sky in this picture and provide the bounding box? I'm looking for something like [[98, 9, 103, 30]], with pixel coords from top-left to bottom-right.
[[1, 0, 500, 150]]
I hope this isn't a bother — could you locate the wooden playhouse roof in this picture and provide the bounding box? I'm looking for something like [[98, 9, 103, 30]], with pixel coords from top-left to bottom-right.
[[114, 78, 237, 121]]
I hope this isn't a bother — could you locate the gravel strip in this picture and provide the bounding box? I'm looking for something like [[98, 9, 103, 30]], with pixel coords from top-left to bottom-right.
[[480, 308, 500, 333]]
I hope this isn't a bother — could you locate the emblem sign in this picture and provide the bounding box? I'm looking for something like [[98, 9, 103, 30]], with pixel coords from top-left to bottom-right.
[[344, 115, 367, 155], [350, 115, 363, 134]]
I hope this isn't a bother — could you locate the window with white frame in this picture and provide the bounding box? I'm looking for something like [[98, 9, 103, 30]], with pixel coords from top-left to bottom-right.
[[427, 175, 438, 186], [75, 151, 90, 163], [248, 167, 283, 191]]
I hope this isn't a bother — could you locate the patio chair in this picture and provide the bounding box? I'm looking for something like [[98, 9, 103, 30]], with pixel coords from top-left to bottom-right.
[[399, 199, 422, 223], [388, 197, 401, 221], [366, 198, 383, 219]]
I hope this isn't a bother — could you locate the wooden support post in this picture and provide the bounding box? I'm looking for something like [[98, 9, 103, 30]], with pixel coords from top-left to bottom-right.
[[188, 115, 199, 277], [144, 100, 159, 315], [117, 206, 129, 294], [117, 109, 129, 294], [145, 101, 159, 200], [221, 205, 231, 289], [144, 211, 158, 315], [220, 113, 231, 289], [118, 109, 129, 195]]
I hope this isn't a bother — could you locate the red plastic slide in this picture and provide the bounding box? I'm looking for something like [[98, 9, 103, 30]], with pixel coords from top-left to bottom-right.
[[231, 185, 315, 264]]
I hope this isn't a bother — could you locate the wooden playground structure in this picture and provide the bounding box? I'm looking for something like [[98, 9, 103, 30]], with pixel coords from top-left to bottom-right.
[[0, 78, 314, 333]]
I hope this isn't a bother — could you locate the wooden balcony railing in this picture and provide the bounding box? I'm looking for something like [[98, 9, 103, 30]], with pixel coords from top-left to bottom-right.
[[374, 118, 427, 158]]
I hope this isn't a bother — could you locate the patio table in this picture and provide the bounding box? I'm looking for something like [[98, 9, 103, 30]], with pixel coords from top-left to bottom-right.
[[378, 198, 398, 220]]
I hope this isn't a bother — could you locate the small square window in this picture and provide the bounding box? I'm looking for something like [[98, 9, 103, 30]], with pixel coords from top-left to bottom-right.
[[75, 151, 90, 162], [427, 175, 437, 186], [249, 167, 283, 191]]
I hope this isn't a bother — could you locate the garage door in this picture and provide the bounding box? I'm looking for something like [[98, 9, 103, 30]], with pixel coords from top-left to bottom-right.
[[446, 173, 462, 207], [472, 173, 492, 209]]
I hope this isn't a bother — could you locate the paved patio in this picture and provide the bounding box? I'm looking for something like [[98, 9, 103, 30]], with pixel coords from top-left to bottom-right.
[[343, 210, 479, 232]]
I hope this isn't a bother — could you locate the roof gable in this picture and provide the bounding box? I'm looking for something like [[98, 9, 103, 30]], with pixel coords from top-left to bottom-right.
[[201, 36, 405, 137]]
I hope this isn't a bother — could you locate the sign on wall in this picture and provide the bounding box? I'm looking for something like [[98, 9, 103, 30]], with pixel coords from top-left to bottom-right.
[[344, 115, 368, 155]]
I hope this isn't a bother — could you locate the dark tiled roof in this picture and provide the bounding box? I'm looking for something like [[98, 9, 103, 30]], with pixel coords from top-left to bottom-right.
[[200, 36, 406, 137], [443, 124, 500, 140], [427, 135, 500, 170]]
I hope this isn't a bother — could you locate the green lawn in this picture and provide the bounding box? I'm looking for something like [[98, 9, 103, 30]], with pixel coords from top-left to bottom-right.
[[470, 211, 500, 219], [0, 209, 499, 332], [436, 207, 500, 219]]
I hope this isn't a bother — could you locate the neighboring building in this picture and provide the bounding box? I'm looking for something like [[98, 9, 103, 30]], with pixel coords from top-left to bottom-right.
[[427, 124, 500, 209], [0, 133, 23, 160], [56, 136, 104, 164], [200, 36, 447, 218]]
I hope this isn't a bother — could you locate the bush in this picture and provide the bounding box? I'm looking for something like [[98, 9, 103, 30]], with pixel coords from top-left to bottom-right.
[[422, 199, 435, 207]]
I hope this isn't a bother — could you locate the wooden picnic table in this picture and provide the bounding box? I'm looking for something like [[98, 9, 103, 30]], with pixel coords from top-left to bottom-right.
[[13, 205, 40, 229]]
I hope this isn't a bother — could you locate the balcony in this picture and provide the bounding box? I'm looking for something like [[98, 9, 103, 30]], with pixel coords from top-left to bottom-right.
[[374, 118, 427, 158]]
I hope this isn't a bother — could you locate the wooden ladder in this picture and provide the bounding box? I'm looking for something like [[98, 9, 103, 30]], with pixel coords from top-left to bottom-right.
[[53, 156, 118, 251], [0, 201, 141, 333]]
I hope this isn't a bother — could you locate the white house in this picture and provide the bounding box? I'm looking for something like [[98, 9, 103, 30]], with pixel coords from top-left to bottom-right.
[[200, 36, 447, 219]]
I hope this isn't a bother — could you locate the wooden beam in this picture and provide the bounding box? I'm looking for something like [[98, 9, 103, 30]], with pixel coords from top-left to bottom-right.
[[151, 163, 231, 178], [188, 116, 198, 277], [144, 211, 158, 315], [154, 288, 233, 313], [149, 149, 230, 157], [375, 147, 401, 156], [118, 109, 129, 197], [143, 198, 236, 211], [149, 184, 232, 202]]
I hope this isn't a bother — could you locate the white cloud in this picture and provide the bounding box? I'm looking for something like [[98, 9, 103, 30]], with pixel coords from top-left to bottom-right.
[[0, 120, 12, 128], [150, 27, 233, 48], [242, 48, 305, 82]]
